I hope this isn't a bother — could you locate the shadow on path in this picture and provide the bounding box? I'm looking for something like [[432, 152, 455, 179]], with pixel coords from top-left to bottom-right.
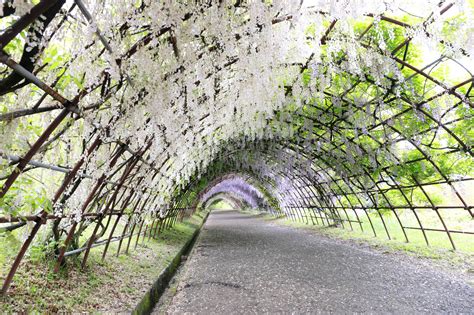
[[164, 210, 474, 314]]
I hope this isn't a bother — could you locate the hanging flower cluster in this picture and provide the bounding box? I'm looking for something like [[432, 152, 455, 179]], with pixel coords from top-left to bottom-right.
[[0, 0, 472, 252]]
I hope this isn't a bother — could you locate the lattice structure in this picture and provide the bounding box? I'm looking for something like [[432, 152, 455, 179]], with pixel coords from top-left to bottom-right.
[[0, 0, 472, 295]]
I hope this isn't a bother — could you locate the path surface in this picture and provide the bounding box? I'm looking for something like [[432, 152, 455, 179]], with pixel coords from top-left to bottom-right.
[[165, 210, 474, 314]]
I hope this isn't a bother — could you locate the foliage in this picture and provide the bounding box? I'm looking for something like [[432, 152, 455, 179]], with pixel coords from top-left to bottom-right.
[[0, 0, 472, 278]]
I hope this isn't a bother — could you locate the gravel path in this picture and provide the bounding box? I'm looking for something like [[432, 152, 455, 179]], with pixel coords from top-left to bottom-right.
[[165, 210, 474, 314]]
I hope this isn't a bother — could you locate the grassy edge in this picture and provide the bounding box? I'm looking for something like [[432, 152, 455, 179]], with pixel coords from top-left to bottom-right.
[[0, 211, 209, 313], [132, 210, 210, 315], [241, 209, 474, 284]]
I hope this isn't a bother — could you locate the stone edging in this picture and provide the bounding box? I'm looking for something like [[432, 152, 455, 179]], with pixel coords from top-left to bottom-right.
[[132, 211, 210, 315]]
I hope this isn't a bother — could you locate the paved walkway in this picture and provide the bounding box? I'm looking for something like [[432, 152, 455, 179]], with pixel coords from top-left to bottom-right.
[[165, 210, 474, 314]]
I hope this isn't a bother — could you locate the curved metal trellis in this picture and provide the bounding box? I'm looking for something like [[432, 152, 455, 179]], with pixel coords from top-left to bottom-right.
[[0, 0, 472, 296]]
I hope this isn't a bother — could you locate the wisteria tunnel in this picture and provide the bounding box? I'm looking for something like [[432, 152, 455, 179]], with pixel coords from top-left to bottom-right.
[[0, 0, 473, 312]]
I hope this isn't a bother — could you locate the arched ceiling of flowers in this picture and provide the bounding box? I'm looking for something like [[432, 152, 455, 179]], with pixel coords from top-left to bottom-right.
[[0, 0, 473, 252]]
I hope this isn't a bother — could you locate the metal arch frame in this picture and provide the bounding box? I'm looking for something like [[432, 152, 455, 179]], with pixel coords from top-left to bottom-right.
[[203, 193, 245, 210], [0, 0, 472, 295], [187, 133, 472, 250]]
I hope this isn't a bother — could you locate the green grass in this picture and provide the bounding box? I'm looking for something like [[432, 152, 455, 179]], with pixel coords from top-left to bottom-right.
[[0, 212, 206, 313]]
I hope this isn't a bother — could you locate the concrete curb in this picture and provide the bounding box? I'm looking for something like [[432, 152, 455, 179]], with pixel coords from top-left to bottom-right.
[[132, 211, 210, 315]]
